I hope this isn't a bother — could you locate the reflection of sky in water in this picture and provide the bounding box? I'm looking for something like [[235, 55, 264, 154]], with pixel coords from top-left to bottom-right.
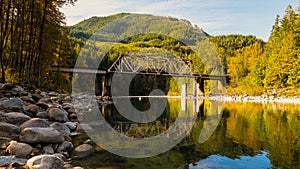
[[189, 151, 272, 169]]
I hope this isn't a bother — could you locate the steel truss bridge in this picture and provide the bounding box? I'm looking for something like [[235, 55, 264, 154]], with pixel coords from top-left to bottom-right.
[[52, 55, 229, 96]]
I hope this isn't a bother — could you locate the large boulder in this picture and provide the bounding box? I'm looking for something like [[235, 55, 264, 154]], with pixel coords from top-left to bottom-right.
[[47, 108, 68, 122], [19, 127, 64, 144], [0, 98, 24, 109], [20, 118, 49, 130], [6, 141, 33, 157], [0, 122, 20, 139], [72, 144, 94, 158], [5, 112, 31, 126], [26, 155, 64, 169]]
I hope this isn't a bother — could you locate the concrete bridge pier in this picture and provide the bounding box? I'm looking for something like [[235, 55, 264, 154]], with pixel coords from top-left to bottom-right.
[[102, 72, 113, 98], [181, 83, 187, 111], [196, 78, 205, 96]]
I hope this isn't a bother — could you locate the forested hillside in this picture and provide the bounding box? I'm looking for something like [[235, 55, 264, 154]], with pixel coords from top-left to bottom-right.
[[1, 1, 299, 96], [71, 6, 300, 95]]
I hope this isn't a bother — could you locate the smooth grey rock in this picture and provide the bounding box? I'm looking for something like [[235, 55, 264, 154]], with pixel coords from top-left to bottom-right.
[[43, 145, 54, 154], [65, 122, 77, 130], [19, 127, 64, 144], [6, 141, 33, 157], [26, 154, 64, 169], [1, 98, 24, 109], [50, 122, 71, 135], [0, 122, 20, 139], [20, 118, 50, 130], [47, 108, 68, 122], [73, 144, 94, 158], [5, 112, 31, 126], [0, 156, 27, 166], [9, 105, 23, 112], [75, 123, 93, 134], [57, 141, 74, 153], [36, 102, 50, 110], [27, 104, 40, 114], [36, 111, 49, 119], [20, 96, 35, 104]]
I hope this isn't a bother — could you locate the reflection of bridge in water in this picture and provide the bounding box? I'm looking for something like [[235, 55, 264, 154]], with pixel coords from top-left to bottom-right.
[[100, 98, 223, 143], [52, 55, 229, 97]]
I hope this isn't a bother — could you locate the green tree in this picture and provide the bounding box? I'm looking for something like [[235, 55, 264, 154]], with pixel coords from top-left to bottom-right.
[[264, 5, 298, 89]]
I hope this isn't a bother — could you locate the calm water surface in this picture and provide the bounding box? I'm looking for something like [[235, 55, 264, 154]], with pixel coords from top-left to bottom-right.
[[72, 99, 300, 169]]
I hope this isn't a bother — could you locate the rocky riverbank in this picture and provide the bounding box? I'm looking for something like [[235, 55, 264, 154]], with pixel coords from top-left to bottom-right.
[[0, 83, 97, 169]]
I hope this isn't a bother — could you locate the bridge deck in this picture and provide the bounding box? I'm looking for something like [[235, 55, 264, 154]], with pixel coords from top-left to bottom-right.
[[51, 67, 228, 80]]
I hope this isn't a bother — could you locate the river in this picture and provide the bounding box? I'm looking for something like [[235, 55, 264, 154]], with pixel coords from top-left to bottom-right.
[[72, 98, 300, 169]]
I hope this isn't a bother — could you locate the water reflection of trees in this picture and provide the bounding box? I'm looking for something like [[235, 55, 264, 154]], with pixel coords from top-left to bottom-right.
[[74, 100, 300, 168], [219, 102, 300, 168]]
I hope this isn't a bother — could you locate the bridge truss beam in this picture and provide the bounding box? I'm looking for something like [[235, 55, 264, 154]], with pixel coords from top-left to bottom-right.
[[108, 55, 195, 77]]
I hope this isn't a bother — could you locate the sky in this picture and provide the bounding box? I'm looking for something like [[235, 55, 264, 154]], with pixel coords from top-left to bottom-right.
[[61, 0, 299, 41]]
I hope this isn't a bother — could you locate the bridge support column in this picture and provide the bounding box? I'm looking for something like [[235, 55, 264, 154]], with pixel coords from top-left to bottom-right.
[[194, 83, 199, 98], [181, 83, 187, 111], [102, 72, 113, 98], [196, 78, 205, 96]]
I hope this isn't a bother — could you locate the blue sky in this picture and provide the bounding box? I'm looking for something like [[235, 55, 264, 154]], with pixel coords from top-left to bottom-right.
[[61, 0, 299, 41]]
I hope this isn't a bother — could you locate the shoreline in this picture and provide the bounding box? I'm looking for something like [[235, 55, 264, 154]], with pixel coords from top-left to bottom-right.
[[105, 94, 300, 104], [204, 95, 300, 104]]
